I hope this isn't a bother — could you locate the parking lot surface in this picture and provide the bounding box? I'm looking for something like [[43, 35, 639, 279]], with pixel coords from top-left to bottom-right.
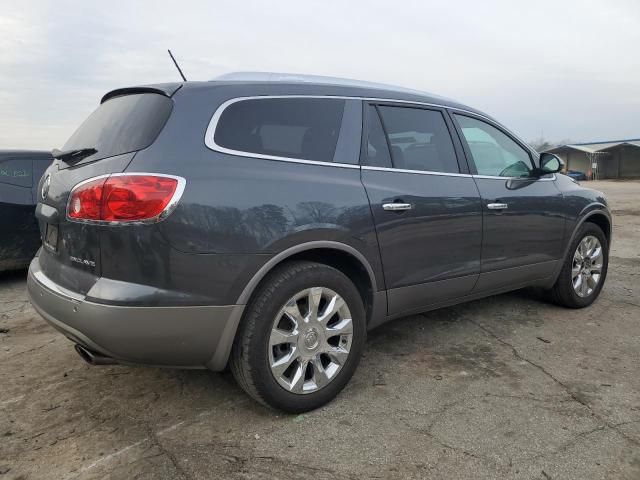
[[1, 180, 639, 480]]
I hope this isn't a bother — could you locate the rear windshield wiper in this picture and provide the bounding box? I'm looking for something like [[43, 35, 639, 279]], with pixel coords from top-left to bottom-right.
[[51, 147, 98, 165]]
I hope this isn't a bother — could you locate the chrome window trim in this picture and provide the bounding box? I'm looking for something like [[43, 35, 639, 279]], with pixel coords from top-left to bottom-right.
[[362, 165, 555, 181], [66, 172, 186, 226], [362, 165, 472, 178], [473, 173, 556, 181], [204, 96, 360, 169], [204, 94, 538, 169]]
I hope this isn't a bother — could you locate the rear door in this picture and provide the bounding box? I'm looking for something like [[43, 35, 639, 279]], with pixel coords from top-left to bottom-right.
[[451, 112, 566, 292], [360, 103, 482, 316], [35, 92, 174, 294]]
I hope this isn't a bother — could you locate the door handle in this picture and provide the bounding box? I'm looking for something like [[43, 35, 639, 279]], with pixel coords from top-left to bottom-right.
[[383, 202, 412, 212], [487, 202, 508, 210]]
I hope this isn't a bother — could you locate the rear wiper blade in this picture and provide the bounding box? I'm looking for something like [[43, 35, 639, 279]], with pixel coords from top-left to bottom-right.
[[51, 147, 98, 165]]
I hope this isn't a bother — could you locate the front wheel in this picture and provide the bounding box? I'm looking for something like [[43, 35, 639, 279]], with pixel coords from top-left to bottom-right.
[[230, 261, 366, 412], [548, 223, 609, 308]]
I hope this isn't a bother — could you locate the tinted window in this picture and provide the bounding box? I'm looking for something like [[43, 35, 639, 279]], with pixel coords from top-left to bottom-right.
[[214, 98, 345, 163], [63, 94, 173, 161], [363, 105, 392, 168], [455, 115, 532, 177], [377, 106, 459, 173]]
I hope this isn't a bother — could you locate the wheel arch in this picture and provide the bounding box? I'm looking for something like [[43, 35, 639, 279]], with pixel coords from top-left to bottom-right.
[[571, 205, 612, 250], [582, 210, 611, 245], [237, 241, 379, 306], [206, 242, 385, 371], [547, 207, 611, 288]]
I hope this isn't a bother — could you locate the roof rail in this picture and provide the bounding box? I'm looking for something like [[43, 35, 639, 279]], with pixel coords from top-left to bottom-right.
[[212, 71, 450, 100]]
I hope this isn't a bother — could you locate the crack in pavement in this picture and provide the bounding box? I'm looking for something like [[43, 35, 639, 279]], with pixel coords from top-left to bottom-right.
[[397, 415, 506, 475], [250, 457, 359, 479], [62, 401, 240, 479], [2, 339, 57, 359], [63, 420, 187, 480], [392, 391, 572, 429], [392, 337, 633, 469], [479, 393, 573, 404], [468, 318, 640, 449], [147, 425, 192, 480], [396, 395, 606, 469], [616, 299, 640, 309], [396, 399, 506, 472], [68, 437, 150, 479], [525, 425, 607, 462]]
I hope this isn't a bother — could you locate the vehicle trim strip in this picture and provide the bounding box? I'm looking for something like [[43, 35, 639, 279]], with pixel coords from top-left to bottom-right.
[[362, 166, 472, 178], [473, 173, 557, 181], [203, 95, 540, 168], [361, 165, 556, 181]]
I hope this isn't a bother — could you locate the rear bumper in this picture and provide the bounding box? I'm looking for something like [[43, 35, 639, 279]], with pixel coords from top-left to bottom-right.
[[27, 256, 244, 370]]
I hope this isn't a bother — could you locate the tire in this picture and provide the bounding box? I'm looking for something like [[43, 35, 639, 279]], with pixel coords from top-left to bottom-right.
[[229, 261, 366, 413], [547, 222, 609, 308]]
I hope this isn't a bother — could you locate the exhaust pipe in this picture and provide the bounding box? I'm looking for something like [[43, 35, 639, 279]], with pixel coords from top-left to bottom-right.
[[74, 344, 117, 365]]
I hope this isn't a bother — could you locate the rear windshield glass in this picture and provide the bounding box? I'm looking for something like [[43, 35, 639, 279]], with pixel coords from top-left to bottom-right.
[[214, 98, 345, 163], [62, 93, 173, 161]]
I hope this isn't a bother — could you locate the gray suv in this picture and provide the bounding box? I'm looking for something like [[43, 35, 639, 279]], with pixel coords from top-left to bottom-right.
[[28, 73, 611, 412]]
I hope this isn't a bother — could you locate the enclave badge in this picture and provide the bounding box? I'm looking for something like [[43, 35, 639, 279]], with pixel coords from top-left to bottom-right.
[[69, 256, 96, 268]]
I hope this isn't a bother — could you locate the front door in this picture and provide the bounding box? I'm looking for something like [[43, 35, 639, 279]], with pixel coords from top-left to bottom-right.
[[360, 103, 483, 316], [451, 113, 566, 292]]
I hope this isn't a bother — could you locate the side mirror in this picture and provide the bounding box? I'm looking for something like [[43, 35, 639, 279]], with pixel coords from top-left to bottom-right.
[[538, 153, 564, 175]]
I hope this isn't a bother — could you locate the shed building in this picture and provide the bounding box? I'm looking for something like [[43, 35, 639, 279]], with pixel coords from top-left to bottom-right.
[[547, 139, 640, 180]]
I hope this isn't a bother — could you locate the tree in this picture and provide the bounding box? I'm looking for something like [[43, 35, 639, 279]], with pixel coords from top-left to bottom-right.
[[529, 137, 574, 152]]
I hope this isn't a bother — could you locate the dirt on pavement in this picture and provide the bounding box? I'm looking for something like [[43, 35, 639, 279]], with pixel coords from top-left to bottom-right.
[[1, 180, 639, 479]]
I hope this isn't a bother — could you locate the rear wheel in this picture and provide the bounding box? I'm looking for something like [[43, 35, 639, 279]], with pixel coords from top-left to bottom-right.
[[548, 223, 608, 308], [230, 261, 366, 412]]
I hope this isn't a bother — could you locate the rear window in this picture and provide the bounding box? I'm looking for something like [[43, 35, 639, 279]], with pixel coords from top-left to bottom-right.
[[62, 93, 173, 161], [214, 98, 345, 163]]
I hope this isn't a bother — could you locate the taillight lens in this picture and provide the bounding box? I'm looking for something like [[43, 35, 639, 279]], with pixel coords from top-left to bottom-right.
[[68, 177, 106, 221], [67, 174, 183, 223]]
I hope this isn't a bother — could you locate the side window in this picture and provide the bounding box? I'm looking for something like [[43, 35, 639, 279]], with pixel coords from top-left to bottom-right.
[[214, 98, 345, 163], [376, 106, 460, 173], [454, 115, 533, 177], [363, 105, 392, 168]]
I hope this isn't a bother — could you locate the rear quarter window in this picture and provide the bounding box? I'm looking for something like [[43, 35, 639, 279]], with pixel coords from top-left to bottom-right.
[[213, 97, 346, 163], [62, 93, 173, 161]]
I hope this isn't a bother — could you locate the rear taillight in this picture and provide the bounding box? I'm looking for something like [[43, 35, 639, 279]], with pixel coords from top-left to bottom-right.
[[67, 174, 185, 224]]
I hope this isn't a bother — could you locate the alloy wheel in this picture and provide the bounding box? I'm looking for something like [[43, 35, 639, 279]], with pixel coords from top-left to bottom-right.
[[268, 287, 353, 394], [572, 235, 603, 298]]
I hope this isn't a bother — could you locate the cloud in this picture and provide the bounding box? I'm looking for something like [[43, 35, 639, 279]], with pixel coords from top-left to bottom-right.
[[1, 0, 639, 149]]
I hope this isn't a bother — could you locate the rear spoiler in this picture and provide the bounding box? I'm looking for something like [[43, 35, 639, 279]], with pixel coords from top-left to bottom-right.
[[101, 83, 183, 104]]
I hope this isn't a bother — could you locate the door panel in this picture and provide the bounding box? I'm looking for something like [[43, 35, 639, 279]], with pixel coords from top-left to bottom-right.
[[473, 177, 565, 275], [361, 104, 482, 316], [386, 264, 479, 315], [451, 113, 566, 291], [363, 169, 482, 291]]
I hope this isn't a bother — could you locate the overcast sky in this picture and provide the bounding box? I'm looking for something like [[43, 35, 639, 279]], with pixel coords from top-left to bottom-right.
[[1, 0, 639, 150]]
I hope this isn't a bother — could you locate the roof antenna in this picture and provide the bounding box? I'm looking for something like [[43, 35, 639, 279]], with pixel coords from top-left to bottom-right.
[[167, 49, 187, 82]]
